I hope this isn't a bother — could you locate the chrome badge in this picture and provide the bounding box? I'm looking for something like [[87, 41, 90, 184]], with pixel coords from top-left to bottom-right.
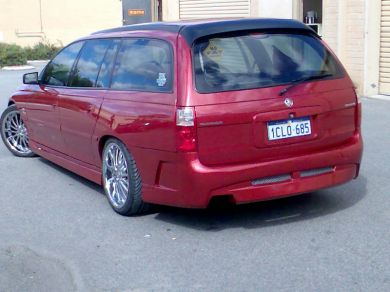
[[284, 98, 294, 108]]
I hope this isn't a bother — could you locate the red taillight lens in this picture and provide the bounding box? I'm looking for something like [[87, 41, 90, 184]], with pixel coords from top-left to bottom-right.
[[177, 126, 197, 152], [176, 107, 197, 152]]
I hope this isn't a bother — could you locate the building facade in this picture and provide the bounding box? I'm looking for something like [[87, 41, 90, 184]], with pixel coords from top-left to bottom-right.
[[0, 0, 123, 47], [0, 0, 386, 97]]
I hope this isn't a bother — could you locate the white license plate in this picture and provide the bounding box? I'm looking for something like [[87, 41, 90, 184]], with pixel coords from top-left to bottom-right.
[[267, 117, 311, 141]]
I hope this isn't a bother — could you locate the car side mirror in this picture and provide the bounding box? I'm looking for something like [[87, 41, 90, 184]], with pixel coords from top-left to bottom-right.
[[23, 72, 39, 85]]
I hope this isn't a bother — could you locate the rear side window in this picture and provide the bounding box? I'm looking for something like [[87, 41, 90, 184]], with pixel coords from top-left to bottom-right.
[[110, 38, 173, 92], [193, 33, 343, 93], [69, 39, 112, 87], [96, 40, 121, 88], [42, 41, 84, 86]]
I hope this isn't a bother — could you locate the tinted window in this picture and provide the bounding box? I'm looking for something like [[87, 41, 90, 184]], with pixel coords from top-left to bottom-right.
[[110, 39, 173, 92], [42, 42, 84, 86], [209, 38, 257, 74], [193, 33, 342, 93], [96, 40, 121, 88], [69, 39, 112, 87]]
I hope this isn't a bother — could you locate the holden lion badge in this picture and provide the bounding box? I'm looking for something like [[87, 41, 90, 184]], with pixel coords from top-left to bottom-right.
[[284, 98, 294, 108]]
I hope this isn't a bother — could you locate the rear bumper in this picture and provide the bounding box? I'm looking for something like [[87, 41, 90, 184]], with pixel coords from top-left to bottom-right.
[[142, 135, 363, 208], [210, 164, 357, 204]]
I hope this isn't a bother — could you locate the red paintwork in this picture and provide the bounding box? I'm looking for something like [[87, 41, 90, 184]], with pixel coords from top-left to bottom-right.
[[9, 25, 363, 208]]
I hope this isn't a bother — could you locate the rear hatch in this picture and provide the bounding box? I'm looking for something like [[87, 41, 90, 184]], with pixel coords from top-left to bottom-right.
[[191, 32, 358, 166]]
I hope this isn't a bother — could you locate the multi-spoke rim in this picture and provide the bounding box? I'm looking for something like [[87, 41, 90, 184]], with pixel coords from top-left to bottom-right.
[[102, 143, 130, 209], [1, 109, 32, 155]]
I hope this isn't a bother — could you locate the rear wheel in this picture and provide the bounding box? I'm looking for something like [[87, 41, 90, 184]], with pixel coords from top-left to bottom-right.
[[0, 105, 35, 157], [102, 138, 149, 215]]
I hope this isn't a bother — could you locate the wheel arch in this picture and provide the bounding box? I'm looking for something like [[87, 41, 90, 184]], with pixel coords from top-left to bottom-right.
[[98, 135, 115, 159], [8, 100, 15, 106], [98, 135, 129, 160], [97, 134, 152, 189]]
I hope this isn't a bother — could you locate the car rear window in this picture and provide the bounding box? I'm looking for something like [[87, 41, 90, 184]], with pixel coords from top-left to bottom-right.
[[193, 32, 343, 93], [110, 38, 173, 92]]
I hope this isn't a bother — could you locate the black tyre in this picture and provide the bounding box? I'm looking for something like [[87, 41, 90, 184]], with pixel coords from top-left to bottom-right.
[[102, 138, 149, 215], [0, 105, 36, 157]]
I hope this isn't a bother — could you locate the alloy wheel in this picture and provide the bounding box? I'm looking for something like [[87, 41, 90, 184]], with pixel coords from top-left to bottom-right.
[[102, 143, 130, 209], [1, 109, 32, 155]]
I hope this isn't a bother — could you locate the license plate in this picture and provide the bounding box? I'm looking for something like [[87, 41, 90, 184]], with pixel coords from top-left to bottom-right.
[[267, 117, 311, 141]]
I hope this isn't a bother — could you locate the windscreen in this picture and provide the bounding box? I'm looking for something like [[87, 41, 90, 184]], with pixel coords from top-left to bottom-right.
[[193, 33, 343, 93]]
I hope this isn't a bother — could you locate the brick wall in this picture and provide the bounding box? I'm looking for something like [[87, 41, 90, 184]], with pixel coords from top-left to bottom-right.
[[344, 0, 365, 93], [322, 0, 339, 52], [322, 0, 366, 94]]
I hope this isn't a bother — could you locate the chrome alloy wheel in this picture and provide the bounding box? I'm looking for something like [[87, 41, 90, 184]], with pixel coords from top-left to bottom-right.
[[102, 143, 130, 209], [1, 109, 32, 155]]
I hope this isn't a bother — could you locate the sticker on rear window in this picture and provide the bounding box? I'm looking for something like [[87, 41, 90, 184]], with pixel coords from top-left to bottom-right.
[[156, 73, 167, 87], [203, 40, 223, 62]]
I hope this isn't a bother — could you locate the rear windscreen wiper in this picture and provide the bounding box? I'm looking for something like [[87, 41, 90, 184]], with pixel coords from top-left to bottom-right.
[[279, 73, 333, 96]]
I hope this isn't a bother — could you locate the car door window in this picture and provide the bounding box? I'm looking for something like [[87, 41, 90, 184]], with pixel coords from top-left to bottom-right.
[[69, 39, 113, 88], [42, 41, 84, 86], [110, 38, 173, 92], [96, 40, 121, 88]]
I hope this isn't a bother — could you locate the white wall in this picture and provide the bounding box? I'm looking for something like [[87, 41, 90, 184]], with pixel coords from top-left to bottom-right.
[[364, 0, 381, 96], [257, 0, 294, 19], [0, 0, 122, 46], [162, 0, 180, 21]]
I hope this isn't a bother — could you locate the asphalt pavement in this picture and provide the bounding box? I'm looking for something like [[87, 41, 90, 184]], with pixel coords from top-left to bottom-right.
[[0, 65, 389, 292]]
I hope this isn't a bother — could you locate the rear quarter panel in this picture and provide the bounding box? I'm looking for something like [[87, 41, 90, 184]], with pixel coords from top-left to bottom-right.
[[92, 31, 179, 186], [93, 91, 177, 186]]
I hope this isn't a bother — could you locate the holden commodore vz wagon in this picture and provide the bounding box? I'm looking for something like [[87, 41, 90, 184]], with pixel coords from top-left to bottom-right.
[[0, 19, 363, 215]]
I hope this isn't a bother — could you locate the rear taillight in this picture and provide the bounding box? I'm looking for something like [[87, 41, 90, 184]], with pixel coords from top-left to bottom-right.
[[176, 107, 197, 152]]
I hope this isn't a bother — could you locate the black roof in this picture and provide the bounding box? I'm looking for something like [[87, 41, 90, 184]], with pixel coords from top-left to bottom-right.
[[92, 18, 318, 45]]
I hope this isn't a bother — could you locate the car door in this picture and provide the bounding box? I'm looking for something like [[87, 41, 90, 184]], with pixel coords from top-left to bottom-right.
[[24, 41, 84, 152], [58, 39, 119, 166]]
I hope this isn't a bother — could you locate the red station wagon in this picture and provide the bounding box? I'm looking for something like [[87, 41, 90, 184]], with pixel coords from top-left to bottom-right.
[[0, 19, 363, 215]]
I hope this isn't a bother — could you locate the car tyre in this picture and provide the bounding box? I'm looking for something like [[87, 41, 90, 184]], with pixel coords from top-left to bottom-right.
[[102, 138, 150, 216], [0, 105, 36, 157]]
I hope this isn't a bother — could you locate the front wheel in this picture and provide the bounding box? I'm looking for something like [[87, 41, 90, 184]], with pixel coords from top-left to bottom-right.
[[102, 138, 150, 216], [0, 105, 35, 157]]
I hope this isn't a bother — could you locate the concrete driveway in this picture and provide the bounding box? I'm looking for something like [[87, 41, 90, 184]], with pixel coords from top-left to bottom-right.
[[0, 65, 389, 291]]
